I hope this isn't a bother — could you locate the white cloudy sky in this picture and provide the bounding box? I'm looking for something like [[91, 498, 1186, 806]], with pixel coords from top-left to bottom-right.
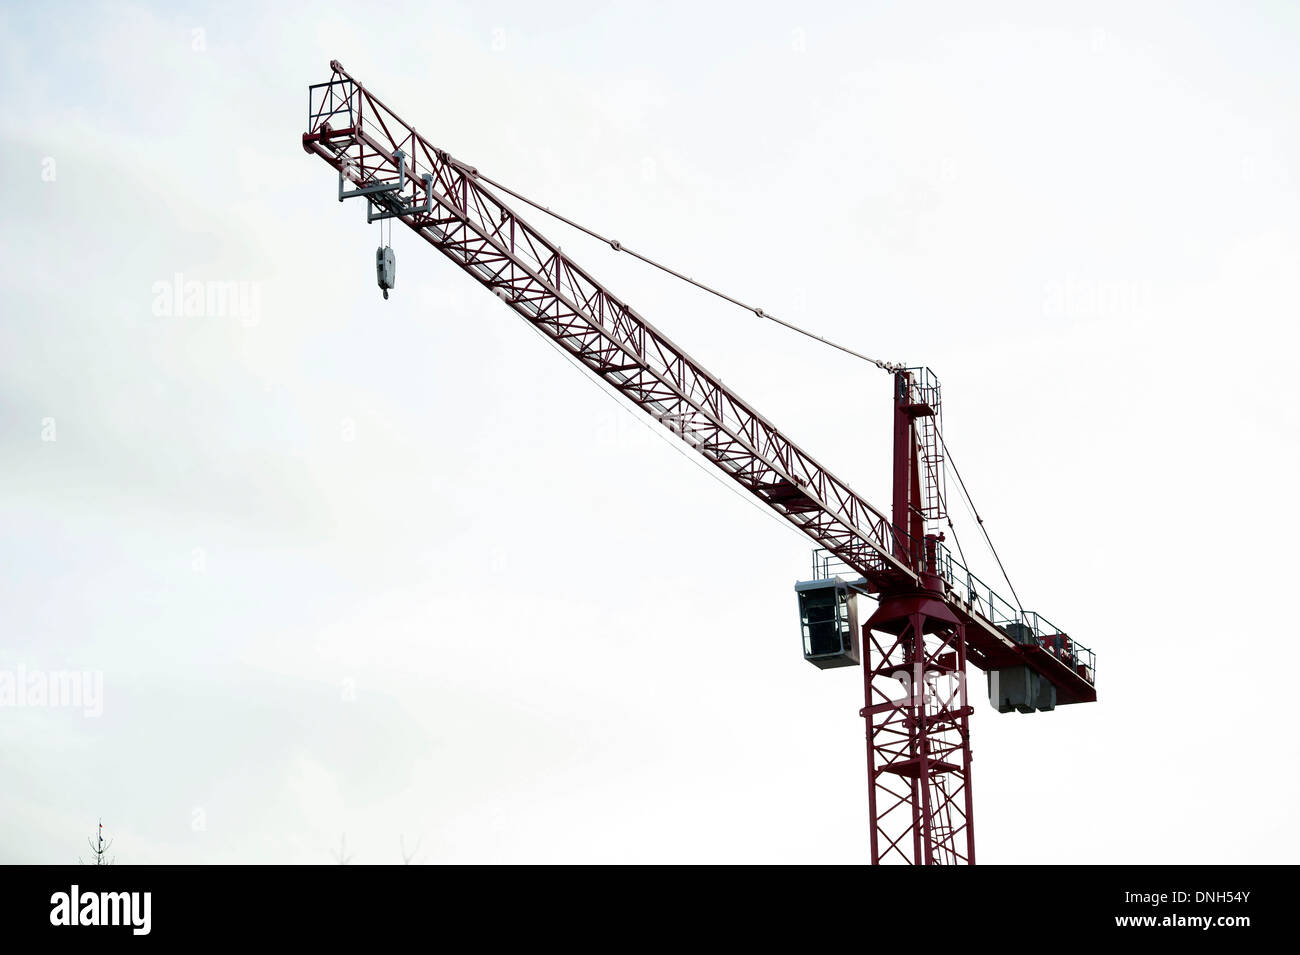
[[1, 0, 1297, 863]]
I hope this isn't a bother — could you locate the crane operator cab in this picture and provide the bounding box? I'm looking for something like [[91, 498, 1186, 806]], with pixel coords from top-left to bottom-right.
[[795, 578, 860, 669]]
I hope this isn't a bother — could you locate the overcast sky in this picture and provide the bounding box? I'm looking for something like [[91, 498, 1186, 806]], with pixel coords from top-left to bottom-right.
[[2, 0, 1297, 863]]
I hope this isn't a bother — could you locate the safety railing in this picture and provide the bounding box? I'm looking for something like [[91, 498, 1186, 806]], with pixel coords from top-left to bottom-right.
[[935, 540, 1095, 682], [809, 544, 1096, 684], [307, 77, 356, 131]]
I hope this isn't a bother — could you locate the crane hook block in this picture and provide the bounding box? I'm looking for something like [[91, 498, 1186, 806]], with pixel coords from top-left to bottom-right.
[[376, 245, 395, 299]]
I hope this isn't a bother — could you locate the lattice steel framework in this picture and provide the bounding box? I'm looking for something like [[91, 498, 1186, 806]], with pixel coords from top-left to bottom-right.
[[303, 62, 916, 583], [301, 62, 1095, 864], [863, 598, 975, 865]]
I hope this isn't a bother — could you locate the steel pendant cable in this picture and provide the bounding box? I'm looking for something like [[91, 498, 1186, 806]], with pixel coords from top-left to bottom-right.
[[459, 158, 1033, 615], [443, 151, 1028, 613], [934, 425, 1025, 617], [449, 159, 904, 374]]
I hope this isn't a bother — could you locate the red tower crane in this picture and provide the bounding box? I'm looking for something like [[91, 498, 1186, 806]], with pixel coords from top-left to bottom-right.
[[301, 61, 1097, 864]]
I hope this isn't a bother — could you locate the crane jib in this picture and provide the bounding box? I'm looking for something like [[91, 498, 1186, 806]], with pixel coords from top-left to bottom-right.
[[301, 62, 1094, 706]]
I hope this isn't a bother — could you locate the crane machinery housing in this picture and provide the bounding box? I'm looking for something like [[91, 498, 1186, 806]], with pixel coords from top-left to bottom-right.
[[301, 61, 1097, 865]]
